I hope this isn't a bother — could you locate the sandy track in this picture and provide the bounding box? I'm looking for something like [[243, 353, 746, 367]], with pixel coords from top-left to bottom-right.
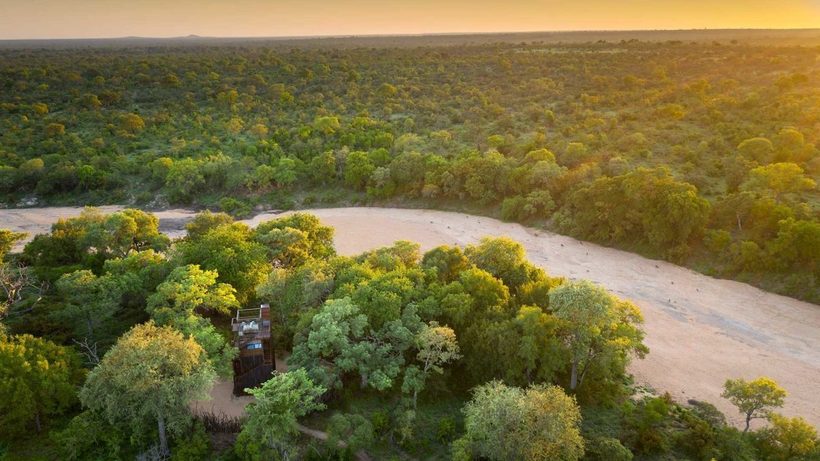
[[2, 206, 818, 427]]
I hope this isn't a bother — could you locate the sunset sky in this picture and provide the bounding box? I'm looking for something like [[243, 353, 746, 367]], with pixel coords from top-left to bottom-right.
[[0, 0, 818, 40]]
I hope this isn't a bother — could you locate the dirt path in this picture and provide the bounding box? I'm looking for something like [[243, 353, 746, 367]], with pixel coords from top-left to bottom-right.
[[3, 206, 819, 428]]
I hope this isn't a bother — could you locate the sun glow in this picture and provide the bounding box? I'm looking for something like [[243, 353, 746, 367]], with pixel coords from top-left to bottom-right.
[[0, 0, 818, 40]]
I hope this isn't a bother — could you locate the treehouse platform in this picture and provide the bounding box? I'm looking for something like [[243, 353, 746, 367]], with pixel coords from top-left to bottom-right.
[[231, 304, 275, 396]]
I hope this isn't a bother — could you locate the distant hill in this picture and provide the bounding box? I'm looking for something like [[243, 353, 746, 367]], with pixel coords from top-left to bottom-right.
[[1, 28, 819, 49]]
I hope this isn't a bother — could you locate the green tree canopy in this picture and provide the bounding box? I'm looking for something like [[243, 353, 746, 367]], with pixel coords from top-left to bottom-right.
[[0, 229, 26, 260], [254, 213, 336, 264], [147, 265, 239, 374], [185, 210, 235, 240], [756, 413, 818, 461], [455, 381, 584, 461], [465, 237, 538, 292], [54, 269, 123, 347], [80, 322, 215, 457], [722, 376, 787, 432], [0, 333, 83, 438], [81, 208, 170, 258], [738, 137, 775, 164], [421, 245, 470, 283], [742, 162, 816, 199], [402, 321, 461, 407], [236, 369, 326, 461], [550, 280, 647, 392], [176, 222, 271, 303], [289, 296, 421, 392]]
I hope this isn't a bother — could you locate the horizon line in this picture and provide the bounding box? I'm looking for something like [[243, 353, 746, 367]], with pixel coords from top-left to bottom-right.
[[2, 27, 819, 42]]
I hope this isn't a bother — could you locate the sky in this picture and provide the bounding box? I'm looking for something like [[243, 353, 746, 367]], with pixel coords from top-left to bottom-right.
[[0, 0, 818, 40]]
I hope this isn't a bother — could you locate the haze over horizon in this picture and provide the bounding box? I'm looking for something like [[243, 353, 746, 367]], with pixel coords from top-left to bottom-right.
[[0, 0, 819, 40]]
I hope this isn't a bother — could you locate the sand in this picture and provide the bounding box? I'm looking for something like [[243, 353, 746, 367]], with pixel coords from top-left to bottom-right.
[[2, 206, 818, 428]]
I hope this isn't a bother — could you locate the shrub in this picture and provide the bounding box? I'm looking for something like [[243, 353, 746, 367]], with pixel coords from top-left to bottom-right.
[[584, 436, 633, 461], [371, 410, 390, 436], [219, 197, 253, 218], [436, 416, 457, 443], [171, 421, 211, 461]]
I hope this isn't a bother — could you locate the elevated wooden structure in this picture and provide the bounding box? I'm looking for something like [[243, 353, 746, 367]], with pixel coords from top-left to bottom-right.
[[231, 304, 275, 395]]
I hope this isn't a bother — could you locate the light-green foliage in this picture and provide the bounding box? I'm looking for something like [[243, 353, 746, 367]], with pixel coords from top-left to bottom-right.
[[54, 269, 123, 345], [344, 151, 376, 190], [289, 296, 421, 391], [0, 229, 26, 260], [288, 297, 369, 390], [254, 212, 336, 266], [148, 264, 238, 318], [147, 265, 239, 375], [755, 413, 818, 461], [236, 369, 326, 461], [464, 237, 535, 292], [177, 222, 271, 303], [255, 260, 335, 342], [421, 245, 470, 283], [402, 322, 461, 407], [81, 208, 170, 258], [722, 376, 787, 432], [738, 137, 775, 163], [184, 211, 234, 240], [506, 305, 565, 385], [0, 333, 83, 438], [79, 322, 215, 456], [456, 381, 585, 461], [550, 281, 647, 391], [742, 162, 816, 198]]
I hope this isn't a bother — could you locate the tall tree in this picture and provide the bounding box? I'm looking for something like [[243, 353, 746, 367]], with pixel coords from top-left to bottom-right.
[[289, 297, 420, 391], [550, 281, 646, 391], [741, 162, 816, 200], [507, 305, 566, 385], [147, 265, 239, 374], [81, 209, 170, 258], [236, 369, 326, 461], [402, 322, 461, 407], [464, 237, 536, 292], [54, 269, 123, 346], [421, 245, 470, 283], [80, 322, 215, 457], [176, 223, 271, 303], [184, 210, 234, 240], [0, 333, 83, 437], [254, 213, 336, 264]]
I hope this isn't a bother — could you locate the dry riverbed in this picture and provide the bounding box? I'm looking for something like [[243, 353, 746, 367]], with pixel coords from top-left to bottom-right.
[[2, 205, 818, 427]]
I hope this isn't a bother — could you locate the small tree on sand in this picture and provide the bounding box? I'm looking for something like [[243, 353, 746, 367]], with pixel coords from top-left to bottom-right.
[[722, 376, 786, 432]]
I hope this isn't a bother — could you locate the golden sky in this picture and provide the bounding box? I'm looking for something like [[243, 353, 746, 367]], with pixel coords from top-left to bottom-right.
[[0, 0, 818, 39]]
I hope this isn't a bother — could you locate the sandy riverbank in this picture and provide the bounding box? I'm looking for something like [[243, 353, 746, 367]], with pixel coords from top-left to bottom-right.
[[2, 205, 818, 427]]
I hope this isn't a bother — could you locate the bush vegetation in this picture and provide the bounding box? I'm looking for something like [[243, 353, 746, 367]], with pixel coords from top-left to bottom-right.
[[1, 209, 817, 459], [0, 36, 817, 302]]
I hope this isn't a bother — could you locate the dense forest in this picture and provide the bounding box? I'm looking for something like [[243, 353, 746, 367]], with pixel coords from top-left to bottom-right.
[[1, 209, 817, 460], [0, 35, 818, 302]]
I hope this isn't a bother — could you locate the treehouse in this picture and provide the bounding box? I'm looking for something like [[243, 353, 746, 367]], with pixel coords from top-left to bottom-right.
[[231, 304, 275, 396]]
